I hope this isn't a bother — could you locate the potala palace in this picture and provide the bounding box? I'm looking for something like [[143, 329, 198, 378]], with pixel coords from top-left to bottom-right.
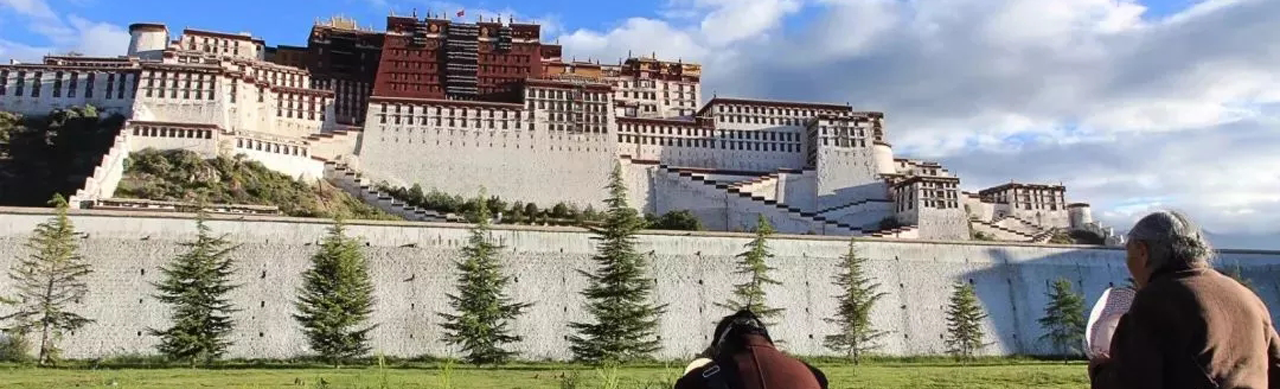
[[0, 14, 1123, 245]]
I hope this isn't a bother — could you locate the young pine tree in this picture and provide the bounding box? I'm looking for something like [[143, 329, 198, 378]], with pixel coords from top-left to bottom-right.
[[568, 162, 666, 363], [1, 194, 94, 366], [438, 192, 532, 365], [717, 215, 784, 324], [1037, 278, 1085, 359], [944, 281, 988, 360], [823, 239, 888, 364], [294, 219, 377, 367], [150, 209, 241, 366]]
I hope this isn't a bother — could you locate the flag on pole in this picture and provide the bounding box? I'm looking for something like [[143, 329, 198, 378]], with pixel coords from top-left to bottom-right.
[[456, 9, 465, 17]]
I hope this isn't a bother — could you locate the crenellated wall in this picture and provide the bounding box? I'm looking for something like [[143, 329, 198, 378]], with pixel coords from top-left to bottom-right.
[[0, 208, 1277, 361]]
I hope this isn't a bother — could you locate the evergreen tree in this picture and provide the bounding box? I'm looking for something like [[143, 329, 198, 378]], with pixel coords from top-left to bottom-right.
[[551, 202, 570, 219], [717, 215, 784, 324], [582, 205, 601, 222], [438, 192, 532, 365], [508, 201, 526, 224], [149, 208, 241, 366], [1, 194, 94, 365], [1037, 278, 1085, 359], [568, 162, 666, 363], [944, 282, 988, 360], [823, 239, 888, 364], [294, 219, 377, 367]]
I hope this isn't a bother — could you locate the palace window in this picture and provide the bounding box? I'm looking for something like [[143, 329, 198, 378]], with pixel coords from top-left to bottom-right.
[[0, 70, 7, 95], [52, 72, 62, 98], [31, 71, 42, 97]]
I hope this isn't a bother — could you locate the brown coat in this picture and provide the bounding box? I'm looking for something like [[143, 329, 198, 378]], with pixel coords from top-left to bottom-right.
[[1090, 267, 1280, 389], [674, 335, 827, 389]]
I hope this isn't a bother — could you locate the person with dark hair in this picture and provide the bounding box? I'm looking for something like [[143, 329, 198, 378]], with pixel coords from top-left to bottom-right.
[[674, 310, 828, 389], [1089, 210, 1280, 389]]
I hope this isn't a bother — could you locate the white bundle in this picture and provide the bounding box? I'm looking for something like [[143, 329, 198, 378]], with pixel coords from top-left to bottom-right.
[[1084, 286, 1136, 359]]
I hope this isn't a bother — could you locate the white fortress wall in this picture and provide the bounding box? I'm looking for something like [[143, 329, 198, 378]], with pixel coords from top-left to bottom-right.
[[0, 66, 138, 117], [356, 98, 616, 208], [916, 207, 972, 240], [780, 171, 818, 211], [649, 167, 732, 230], [621, 158, 660, 215], [126, 122, 222, 156], [306, 130, 362, 161], [133, 65, 226, 126], [231, 135, 322, 181], [1, 208, 1278, 360], [814, 147, 890, 208], [963, 194, 996, 221]]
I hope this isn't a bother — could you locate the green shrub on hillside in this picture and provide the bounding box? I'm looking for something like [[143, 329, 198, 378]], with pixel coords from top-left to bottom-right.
[[116, 149, 393, 220]]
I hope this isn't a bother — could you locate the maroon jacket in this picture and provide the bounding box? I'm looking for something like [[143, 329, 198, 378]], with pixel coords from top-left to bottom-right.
[[1090, 267, 1280, 389], [674, 335, 827, 389]]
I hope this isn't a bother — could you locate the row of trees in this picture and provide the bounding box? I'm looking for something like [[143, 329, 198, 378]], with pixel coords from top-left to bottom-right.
[[8, 162, 1251, 365], [379, 183, 702, 231]]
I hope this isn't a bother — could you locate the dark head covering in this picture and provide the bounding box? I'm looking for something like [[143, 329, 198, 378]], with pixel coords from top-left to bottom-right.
[[712, 310, 772, 351]]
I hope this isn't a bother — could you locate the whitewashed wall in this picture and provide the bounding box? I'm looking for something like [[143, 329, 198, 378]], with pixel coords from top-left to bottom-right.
[[1, 208, 1277, 360]]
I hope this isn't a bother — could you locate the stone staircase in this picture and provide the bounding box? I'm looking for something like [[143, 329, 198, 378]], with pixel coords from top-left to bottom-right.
[[69, 127, 131, 209], [323, 161, 457, 222], [812, 198, 897, 230], [657, 164, 863, 235], [970, 217, 1037, 241], [727, 172, 781, 201], [867, 225, 919, 238]]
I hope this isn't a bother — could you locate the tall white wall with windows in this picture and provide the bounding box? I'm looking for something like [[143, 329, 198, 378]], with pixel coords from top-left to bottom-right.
[[132, 57, 334, 140], [616, 118, 806, 172], [612, 78, 700, 118], [894, 177, 968, 239], [312, 78, 371, 125], [810, 114, 894, 210], [0, 65, 139, 116], [179, 30, 266, 61], [524, 83, 614, 134]]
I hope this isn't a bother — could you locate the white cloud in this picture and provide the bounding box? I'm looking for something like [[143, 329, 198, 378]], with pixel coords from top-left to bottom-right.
[[553, 0, 1280, 244], [0, 0, 129, 61], [0, 0, 56, 19]]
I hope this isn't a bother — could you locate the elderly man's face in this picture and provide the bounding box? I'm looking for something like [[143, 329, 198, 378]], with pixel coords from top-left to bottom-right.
[[1126, 240, 1150, 289]]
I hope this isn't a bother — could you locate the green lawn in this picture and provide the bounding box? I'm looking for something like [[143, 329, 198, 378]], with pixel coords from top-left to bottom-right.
[[0, 361, 1090, 389]]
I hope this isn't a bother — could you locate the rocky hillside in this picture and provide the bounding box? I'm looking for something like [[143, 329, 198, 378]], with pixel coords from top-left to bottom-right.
[[116, 148, 394, 220]]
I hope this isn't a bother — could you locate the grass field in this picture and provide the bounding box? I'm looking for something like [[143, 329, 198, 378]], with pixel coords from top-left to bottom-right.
[[0, 360, 1090, 389]]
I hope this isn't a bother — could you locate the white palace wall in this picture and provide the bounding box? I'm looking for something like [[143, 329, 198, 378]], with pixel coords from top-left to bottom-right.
[[0, 67, 138, 117], [357, 100, 617, 208], [2, 208, 1279, 361]]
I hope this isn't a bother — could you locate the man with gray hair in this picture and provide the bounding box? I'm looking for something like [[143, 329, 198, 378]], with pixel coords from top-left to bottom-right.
[[1089, 210, 1280, 389]]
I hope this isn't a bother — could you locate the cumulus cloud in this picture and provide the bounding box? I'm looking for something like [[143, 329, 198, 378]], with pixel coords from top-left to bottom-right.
[[0, 0, 129, 61], [551, 0, 1280, 245]]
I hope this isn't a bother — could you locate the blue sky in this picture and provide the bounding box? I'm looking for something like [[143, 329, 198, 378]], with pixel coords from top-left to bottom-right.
[[1, 0, 1200, 50], [3, 0, 1278, 248]]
